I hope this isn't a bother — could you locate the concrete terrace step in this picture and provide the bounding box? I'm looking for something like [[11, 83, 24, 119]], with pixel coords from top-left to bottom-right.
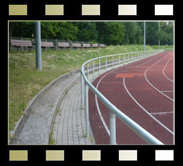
[[52, 80, 94, 145], [10, 69, 81, 145]]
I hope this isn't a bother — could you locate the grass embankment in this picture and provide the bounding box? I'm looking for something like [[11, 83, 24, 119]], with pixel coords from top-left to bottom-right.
[[8, 44, 171, 135]]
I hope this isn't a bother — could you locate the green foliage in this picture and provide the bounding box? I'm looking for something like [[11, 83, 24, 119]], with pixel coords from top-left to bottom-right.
[[9, 21, 173, 45], [106, 22, 125, 45], [73, 22, 98, 41]]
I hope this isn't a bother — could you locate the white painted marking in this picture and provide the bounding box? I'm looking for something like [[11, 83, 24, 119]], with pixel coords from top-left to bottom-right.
[[150, 111, 173, 115], [136, 54, 162, 68], [162, 53, 174, 83], [94, 53, 158, 138], [95, 73, 111, 136], [144, 52, 174, 101], [94, 53, 157, 138], [123, 77, 174, 135], [161, 90, 173, 93], [94, 51, 173, 140]]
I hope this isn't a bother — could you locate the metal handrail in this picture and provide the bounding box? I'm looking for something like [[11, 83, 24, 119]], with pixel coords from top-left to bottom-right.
[[80, 49, 164, 145]]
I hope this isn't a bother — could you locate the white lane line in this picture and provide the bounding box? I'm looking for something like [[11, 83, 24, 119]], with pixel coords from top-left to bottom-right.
[[136, 52, 164, 68], [150, 111, 173, 115], [94, 51, 168, 139], [161, 90, 173, 93], [94, 53, 161, 137], [123, 77, 174, 135], [95, 71, 113, 137], [144, 52, 174, 101], [162, 53, 174, 83]]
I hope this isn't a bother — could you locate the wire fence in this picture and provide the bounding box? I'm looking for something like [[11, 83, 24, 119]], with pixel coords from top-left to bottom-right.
[[9, 37, 104, 52]]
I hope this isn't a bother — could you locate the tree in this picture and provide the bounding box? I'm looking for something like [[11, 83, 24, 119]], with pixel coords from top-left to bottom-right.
[[122, 22, 142, 44], [95, 22, 108, 44], [159, 22, 173, 45], [106, 22, 125, 45], [9, 22, 35, 38], [73, 22, 98, 41], [9, 21, 173, 45]]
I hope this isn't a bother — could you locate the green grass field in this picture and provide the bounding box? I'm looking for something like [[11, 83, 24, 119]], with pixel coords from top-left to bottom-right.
[[8, 44, 173, 136]]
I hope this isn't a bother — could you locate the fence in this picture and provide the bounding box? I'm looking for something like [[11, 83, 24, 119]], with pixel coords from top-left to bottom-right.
[[9, 37, 105, 52], [80, 49, 164, 145]]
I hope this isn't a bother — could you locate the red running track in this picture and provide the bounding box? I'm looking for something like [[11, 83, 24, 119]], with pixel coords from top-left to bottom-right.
[[89, 51, 174, 145]]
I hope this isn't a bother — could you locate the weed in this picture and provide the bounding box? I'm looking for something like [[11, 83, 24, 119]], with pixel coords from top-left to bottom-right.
[[49, 130, 56, 145]]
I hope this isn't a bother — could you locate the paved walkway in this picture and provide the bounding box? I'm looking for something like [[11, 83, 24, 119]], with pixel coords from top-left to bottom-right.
[[52, 80, 94, 145], [16, 73, 81, 145]]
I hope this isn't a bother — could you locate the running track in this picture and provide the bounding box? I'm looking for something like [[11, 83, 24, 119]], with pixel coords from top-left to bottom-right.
[[89, 51, 174, 145]]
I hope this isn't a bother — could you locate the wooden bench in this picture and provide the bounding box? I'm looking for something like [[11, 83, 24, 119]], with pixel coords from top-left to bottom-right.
[[92, 44, 99, 48], [58, 42, 70, 49], [100, 44, 106, 48], [82, 43, 91, 48], [71, 43, 82, 48], [41, 42, 55, 50], [10, 39, 33, 52]]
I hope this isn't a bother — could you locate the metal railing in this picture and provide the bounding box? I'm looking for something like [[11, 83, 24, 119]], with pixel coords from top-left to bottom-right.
[[80, 49, 164, 145]]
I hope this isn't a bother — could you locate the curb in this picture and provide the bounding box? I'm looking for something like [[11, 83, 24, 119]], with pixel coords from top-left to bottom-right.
[[9, 68, 81, 144], [46, 75, 80, 144]]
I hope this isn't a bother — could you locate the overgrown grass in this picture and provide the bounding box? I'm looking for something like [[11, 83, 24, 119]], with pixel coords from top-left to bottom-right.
[[8, 44, 165, 135], [150, 45, 173, 50]]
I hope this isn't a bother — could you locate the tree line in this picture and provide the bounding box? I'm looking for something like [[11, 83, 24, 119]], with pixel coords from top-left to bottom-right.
[[9, 21, 173, 45]]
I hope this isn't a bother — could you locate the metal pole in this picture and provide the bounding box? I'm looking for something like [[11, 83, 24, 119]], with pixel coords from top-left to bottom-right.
[[144, 21, 146, 52], [87, 63, 89, 79], [135, 52, 136, 60], [112, 56, 114, 68], [99, 59, 101, 75], [85, 83, 89, 137], [81, 73, 84, 108], [119, 55, 120, 66], [35, 21, 42, 71], [132, 53, 133, 60], [110, 111, 116, 145]]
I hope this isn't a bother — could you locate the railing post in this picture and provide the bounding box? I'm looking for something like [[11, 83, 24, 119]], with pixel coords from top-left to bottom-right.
[[85, 82, 89, 137], [135, 52, 136, 60], [106, 57, 107, 71], [81, 73, 84, 108], [119, 55, 120, 66], [99, 59, 101, 75], [110, 111, 116, 145], [132, 53, 133, 61], [87, 63, 89, 79], [124, 54, 126, 64], [112, 56, 114, 68]]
